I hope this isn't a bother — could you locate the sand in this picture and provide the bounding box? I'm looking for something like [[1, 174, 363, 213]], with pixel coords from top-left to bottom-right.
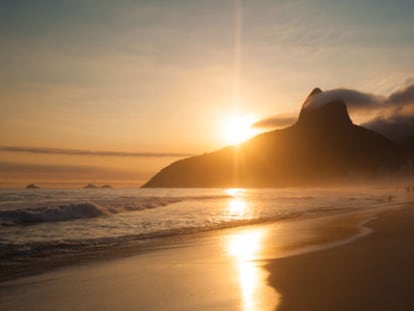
[[267, 203, 414, 311], [1, 202, 413, 311], [0, 224, 277, 311]]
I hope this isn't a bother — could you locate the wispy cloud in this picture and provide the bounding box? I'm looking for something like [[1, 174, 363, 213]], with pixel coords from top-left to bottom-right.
[[0, 161, 150, 181], [0, 146, 193, 158], [253, 114, 296, 129]]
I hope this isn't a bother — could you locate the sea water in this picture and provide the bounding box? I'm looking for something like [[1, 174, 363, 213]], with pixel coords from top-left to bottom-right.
[[0, 187, 401, 265]]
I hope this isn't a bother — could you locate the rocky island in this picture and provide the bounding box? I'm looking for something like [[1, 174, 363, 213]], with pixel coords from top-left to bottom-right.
[[25, 184, 40, 189]]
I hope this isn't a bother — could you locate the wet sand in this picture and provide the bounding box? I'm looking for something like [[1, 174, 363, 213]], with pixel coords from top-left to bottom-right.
[[267, 203, 414, 311]]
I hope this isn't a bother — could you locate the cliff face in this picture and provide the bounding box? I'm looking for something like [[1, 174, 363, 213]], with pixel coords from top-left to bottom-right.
[[143, 89, 411, 188]]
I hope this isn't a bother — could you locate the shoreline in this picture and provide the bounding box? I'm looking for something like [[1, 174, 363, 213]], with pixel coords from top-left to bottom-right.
[[0, 200, 411, 310], [266, 201, 414, 310], [0, 203, 389, 284]]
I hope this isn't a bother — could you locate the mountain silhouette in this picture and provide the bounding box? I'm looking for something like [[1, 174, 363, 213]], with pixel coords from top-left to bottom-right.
[[401, 136, 414, 151], [143, 89, 412, 188]]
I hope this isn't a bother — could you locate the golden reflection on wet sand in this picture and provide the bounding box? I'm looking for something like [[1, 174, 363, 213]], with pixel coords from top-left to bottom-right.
[[225, 189, 279, 311], [227, 229, 279, 311]]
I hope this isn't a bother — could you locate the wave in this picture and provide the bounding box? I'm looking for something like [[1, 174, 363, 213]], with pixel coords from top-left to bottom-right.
[[0, 202, 110, 226], [0, 194, 230, 226], [0, 204, 362, 262]]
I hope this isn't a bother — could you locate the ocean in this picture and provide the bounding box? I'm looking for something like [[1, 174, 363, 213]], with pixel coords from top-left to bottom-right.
[[0, 186, 402, 267]]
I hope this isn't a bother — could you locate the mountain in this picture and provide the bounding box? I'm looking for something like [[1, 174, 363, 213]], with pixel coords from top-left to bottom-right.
[[401, 136, 414, 152], [143, 89, 412, 188]]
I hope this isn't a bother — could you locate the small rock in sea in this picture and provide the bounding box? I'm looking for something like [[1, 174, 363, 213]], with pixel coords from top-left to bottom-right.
[[84, 184, 98, 189], [25, 184, 40, 189], [101, 185, 112, 189]]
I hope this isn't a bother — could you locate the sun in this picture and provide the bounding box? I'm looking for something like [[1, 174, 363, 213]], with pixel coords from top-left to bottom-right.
[[222, 115, 260, 145]]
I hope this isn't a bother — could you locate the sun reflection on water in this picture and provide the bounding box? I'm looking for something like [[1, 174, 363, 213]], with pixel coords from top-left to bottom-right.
[[225, 188, 246, 197], [227, 198, 249, 220], [225, 188, 252, 221]]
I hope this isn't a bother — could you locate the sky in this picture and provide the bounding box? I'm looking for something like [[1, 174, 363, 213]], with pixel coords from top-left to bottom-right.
[[1, 0, 413, 187]]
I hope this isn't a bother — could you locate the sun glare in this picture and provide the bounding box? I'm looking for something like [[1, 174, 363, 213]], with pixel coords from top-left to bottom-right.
[[222, 115, 259, 145]]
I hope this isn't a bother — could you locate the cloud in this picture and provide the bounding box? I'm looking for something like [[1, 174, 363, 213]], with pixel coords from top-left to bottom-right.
[[0, 161, 149, 180], [363, 114, 414, 142], [306, 88, 383, 112], [0, 146, 193, 158], [361, 85, 414, 141], [405, 77, 414, 86], [385, 84, 414, 106], [305, 85, 414, 114], [254, 83, 414, 141], [253, 114, 296, 129]]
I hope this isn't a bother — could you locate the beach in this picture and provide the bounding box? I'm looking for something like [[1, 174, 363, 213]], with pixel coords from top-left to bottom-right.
[[1, 195, 412, 310], [267, 202, 414, 311], [1, 1, 414, 310]]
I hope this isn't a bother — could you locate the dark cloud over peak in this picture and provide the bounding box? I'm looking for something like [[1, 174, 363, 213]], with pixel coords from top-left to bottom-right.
[[385, 84, 414, 106], [363, 114, 414, 142], [306, 88, 382, 112]]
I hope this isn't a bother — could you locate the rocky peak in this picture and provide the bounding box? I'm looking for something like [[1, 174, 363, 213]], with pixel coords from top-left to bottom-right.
[[297, 88, 353, 129]]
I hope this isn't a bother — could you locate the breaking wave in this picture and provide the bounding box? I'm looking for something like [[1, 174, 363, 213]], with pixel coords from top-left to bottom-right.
[[0, 195, 230, 226], [0, 202, 109, 225]]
